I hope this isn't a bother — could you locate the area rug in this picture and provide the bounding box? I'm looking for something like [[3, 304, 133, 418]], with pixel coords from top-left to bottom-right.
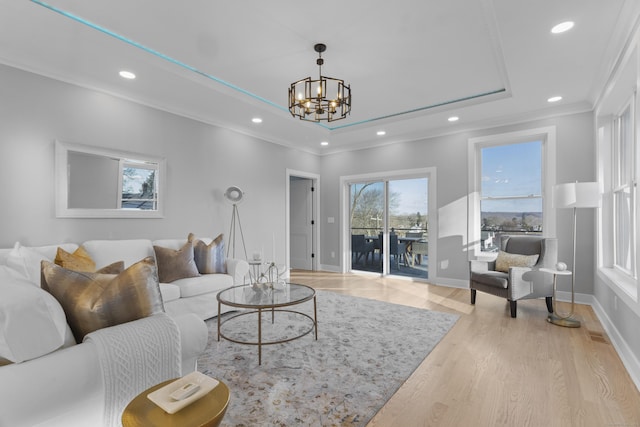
[[198, 290, 459, 427]]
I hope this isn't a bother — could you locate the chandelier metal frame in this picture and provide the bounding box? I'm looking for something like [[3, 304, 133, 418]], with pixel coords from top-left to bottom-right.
[[288, 43, 352, 122]]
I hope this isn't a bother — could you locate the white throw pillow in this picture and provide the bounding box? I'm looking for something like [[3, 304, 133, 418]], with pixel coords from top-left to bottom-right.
[[0, 275, 68, 362], [6, 242, 78, 285]]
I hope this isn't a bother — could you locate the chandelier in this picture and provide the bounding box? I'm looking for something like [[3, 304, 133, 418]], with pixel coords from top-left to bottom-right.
[[288, 43, 352, 122]]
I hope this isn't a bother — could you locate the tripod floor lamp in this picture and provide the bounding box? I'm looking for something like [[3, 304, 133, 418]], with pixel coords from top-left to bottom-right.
[[551, 181, 599, 328], [224, 186, 248, 260]]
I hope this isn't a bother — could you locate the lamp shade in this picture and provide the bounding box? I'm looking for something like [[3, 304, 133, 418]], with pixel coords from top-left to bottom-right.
[[224, 186, 244, 204], [553, 182, 599, 209]]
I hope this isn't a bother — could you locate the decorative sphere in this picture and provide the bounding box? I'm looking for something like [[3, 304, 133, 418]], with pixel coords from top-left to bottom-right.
[[556, 262, 567, 271]]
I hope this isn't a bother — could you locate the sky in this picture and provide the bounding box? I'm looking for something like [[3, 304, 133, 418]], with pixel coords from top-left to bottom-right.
[[481, 140, 542, 212], [389, 178, 428, 215]]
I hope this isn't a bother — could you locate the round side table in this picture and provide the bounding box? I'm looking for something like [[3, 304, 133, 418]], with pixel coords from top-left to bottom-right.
[[122, 378, 230, 427], [540, 267, 580, 328]]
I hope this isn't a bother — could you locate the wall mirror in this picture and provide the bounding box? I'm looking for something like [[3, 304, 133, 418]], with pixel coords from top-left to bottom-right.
[[55, 140, 166, 218]]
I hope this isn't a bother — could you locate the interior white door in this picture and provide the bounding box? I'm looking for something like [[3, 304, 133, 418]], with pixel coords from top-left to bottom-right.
[[290, 178, 313, 270]]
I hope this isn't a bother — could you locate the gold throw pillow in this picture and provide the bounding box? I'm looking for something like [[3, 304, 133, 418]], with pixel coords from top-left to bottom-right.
[[41, 257, 164, 343], [55, 246, 96, 272]]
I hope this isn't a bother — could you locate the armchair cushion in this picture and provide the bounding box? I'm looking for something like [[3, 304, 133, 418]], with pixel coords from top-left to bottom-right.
[[470, 270, 509, 289], [495, 250, 539, 273]]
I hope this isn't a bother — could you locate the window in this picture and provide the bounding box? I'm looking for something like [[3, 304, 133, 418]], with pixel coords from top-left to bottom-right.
[[480, 141, 543, 252], [468, 127, 555, 258], [120, 161, 158, 210], [612, 103, 636, 277]]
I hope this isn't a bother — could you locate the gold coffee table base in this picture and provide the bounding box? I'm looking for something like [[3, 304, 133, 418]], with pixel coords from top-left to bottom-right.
[[122, 378, 230, 427], [217, 283, 318, 365]]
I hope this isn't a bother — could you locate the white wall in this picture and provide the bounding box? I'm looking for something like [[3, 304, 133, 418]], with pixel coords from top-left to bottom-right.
[[0, 64, 320, 267]]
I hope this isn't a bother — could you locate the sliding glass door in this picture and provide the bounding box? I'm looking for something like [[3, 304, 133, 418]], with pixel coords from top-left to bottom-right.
[[350, 181, 384, 273], [349, 177, 428, 279]]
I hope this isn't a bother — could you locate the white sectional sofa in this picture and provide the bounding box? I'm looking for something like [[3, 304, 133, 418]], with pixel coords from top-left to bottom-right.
[[81, 237, 249, 320], [0, 236, 249, 427]]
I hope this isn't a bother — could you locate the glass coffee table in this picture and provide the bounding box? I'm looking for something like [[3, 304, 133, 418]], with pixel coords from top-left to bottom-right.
[[217, 283, 317, 365]]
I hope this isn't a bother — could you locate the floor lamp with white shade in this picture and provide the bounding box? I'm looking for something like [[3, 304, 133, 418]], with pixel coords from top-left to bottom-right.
[[551, 181, 600, 327]]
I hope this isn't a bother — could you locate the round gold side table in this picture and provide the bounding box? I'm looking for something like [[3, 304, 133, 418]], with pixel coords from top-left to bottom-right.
[[122, 377, 230, 427]]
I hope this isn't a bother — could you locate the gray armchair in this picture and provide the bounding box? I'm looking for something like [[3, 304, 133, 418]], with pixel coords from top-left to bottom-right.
[[469, 235, 557, 318]]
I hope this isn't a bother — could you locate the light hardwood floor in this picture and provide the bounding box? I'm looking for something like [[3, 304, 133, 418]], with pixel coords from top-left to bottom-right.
[[290, 270, 640, 427]]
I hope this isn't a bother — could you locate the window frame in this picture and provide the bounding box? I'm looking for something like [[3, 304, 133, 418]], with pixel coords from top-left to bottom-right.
[[468, 127, 556, 259], [612, 99, 637, 278]]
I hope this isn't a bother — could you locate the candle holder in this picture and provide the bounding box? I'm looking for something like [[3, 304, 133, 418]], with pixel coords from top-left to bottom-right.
[[249, 262, 287, 291]]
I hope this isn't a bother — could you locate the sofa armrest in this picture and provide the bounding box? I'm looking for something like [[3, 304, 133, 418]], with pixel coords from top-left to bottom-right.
[[0, 314, 208, 427], [0, 338, 105, 427], [226, 258, 249, 285], [170, 313, 208, 374]]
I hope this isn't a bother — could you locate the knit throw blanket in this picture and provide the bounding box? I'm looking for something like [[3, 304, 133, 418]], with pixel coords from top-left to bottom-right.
[[84, 313, 181, 427]]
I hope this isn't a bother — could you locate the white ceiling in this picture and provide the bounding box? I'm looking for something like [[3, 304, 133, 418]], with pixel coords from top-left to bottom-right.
[[1, 0, 638, 154]]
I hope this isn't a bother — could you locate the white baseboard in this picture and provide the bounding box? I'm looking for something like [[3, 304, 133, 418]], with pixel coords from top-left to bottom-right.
[[318, 264, 341, 273], [430, 277, 469, 289], [553, 290, 593, 305], [552, 291, 640, 392], [590, 298, 640, 393]]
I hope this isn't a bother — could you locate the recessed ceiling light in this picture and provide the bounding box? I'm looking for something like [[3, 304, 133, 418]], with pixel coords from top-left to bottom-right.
[[448, 116, 459, 122], [547, 96, 563, 103], [376, 131, 386, 136], [119, 70, 136, 80], [251, 117, 263, 124], [551, 21, 574, 34], [320, 141, 329, 146]]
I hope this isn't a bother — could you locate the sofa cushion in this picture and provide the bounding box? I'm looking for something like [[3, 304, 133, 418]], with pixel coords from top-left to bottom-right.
[[495, 250, 539, 273], [42, 257, 164, 343], [82, 239, 155, 269], [6, 242, 79, 285], [192, 233, 227, 274], [159, 283, 181, 303], [153, 241, 200, 283], [0, 275, 67, 363], [171, 274, 233, 298]]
